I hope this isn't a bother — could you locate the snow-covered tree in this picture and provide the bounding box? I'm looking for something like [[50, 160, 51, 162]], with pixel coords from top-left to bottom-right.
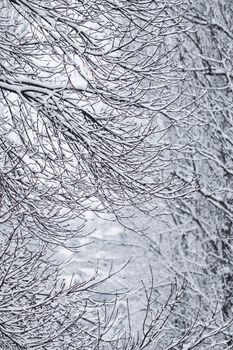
[[142, 1, 233, 347], [0, 0, 192, 241], [0, 0, 195, 348], [3, 0, 233, 348]]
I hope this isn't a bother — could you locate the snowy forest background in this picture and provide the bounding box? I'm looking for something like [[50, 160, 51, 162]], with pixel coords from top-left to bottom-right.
[[1, 0, 233, 349]]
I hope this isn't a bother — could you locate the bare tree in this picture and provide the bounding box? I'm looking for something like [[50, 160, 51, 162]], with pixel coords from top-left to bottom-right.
[[142, 1, 233, 347], [5, 0, 231, 348], [0, 0, 194, 348], [0, 0, 194, 243], [2, 230, 232, 350], [0, 225, 126, 349]]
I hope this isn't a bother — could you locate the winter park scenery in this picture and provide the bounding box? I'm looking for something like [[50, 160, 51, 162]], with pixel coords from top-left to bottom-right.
[[0, 0, 233, 349]]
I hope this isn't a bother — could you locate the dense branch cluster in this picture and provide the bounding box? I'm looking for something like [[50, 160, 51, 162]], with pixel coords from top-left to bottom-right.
[[0, 0, 233, 349], [0, 0, 190, 236], [144, 0, 233, 347]]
